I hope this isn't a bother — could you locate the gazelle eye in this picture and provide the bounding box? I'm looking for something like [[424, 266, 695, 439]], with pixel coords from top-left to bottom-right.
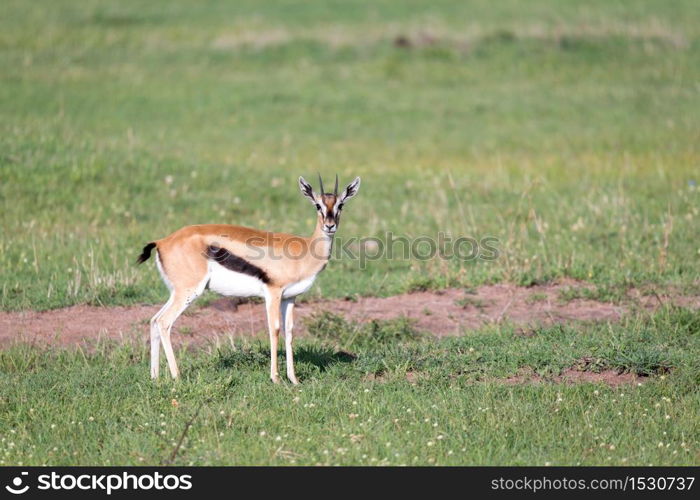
[[315, 204, 322, 210], [337, 203, 344, 211]]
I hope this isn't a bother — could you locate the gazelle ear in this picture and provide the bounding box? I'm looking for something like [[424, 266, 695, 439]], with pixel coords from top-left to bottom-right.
[[339, 177, 361, 203], [298, 176, 316, 204]]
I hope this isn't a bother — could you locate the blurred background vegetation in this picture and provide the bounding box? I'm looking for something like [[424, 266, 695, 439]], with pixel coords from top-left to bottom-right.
[[1, 0, 698, 310]]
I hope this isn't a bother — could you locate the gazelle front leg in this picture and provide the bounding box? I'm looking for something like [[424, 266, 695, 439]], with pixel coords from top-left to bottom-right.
[[281, 298, 299, 385], [264, 287, 283, 383]]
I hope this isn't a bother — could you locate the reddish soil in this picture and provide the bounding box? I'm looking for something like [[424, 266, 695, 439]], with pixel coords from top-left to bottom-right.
[[502, 367, 643, 387], [367, 367, 643, 387], [0, 282, 697, 349]]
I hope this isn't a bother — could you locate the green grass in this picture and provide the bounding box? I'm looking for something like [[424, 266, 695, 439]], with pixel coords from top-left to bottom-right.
[[455, 295, 488, 310], [558, 283, 631, 304], [1, 0, 700, 310], [526, 292, 548, 304], [0, 306, 697, 465]]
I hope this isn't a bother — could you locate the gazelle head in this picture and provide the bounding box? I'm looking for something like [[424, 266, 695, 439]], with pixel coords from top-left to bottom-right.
[[299, 174, 361, 236]]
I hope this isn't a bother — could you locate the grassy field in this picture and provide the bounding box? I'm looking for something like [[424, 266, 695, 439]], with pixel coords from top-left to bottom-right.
[[1, 0, 699, 310], [1, 305, 698, 465], [1, 0, 699, 466]]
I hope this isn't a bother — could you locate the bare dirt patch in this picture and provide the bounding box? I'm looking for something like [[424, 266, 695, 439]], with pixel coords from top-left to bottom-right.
[[0, 281, 697, 349], [366, 367, 643, 387], [502, 368, 643, 387]]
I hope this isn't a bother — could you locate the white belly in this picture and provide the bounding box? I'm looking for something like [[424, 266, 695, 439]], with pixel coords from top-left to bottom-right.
[[283, 275, 317, 298], [207, 261, 265, 298]]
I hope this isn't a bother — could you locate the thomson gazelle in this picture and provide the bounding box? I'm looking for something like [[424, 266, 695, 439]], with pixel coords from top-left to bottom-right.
[[137, 175, 360, 384]]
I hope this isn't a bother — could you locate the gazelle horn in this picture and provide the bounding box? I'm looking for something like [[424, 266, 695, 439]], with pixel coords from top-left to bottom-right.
[[318, 173, 325, 195], [334, 174, 339, 196]]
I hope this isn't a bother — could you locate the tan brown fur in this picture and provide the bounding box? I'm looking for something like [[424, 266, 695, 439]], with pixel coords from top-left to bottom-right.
[[155, 221, 331, 288]]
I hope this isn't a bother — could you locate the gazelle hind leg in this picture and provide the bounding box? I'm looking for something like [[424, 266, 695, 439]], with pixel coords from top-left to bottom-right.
[[281, 298, 299, 384], [149, 296, 173, 379], [156, 285, 204, 379], [264, 287, 283, 384]]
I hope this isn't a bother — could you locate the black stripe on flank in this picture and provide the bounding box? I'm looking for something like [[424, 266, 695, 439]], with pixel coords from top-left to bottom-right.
[[205, 245, 271, 284]]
